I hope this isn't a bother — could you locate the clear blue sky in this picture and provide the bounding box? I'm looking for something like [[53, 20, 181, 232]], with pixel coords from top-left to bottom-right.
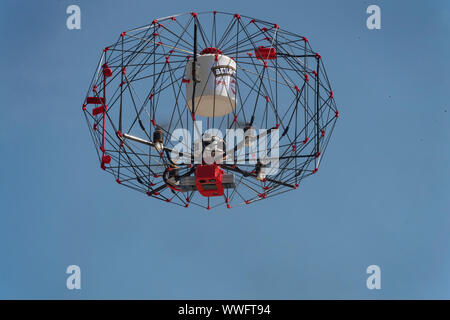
[[1, 0, 449, 299]]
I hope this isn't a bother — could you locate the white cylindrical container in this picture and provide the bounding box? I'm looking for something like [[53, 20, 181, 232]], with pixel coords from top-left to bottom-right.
[[185, 53, 236, 117]]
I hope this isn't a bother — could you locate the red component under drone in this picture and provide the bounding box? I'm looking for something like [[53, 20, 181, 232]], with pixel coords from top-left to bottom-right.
[[255, 46, 277, 60], [195, 164, 225, 197]]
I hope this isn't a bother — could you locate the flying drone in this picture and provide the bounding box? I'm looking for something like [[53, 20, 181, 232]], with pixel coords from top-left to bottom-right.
[[82, 11, 339, 209]]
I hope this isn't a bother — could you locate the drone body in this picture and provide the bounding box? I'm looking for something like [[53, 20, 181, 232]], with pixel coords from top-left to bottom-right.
[[82, 11, 339, 209]]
